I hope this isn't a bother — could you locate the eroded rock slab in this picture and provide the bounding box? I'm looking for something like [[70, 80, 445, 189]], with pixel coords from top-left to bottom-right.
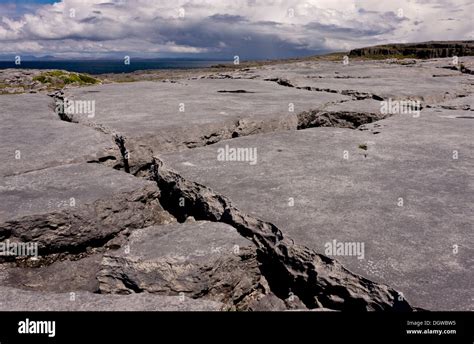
[[0, 254, 102, 293], [0, 94, 174, 256], [428, 93, 474, 112], [234, 57, 473, 104], [98, 221, 297, 310], [64, 78, 350, 173], [297, 99, 390, 129], [1, 56, 471, 312], [0, 286, 223, 311], [65, 78, 348, 138], [159, 108, 474, 311], [0, 163, 174, 255], [0, 93, 117, 177], [150, 159, 414, 311]]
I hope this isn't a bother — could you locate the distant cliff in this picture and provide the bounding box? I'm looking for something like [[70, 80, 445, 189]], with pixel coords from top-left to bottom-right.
[[349, 41, 474, 59]]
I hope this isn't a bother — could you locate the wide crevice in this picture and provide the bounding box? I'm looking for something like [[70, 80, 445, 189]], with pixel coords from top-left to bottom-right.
[[21, 91, 414, 311], [46, 86, 411, 311], [147, 156, 415, 311], [117, 106, 390, 176], [297, 86, 384, 101], [297, 109, 391, 130]]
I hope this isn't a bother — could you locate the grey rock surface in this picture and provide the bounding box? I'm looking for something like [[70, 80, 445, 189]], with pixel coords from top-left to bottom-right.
[[0, 254, 102, 293], [1, 56, 472, 311], [64, 78, 349, 173], [0, 94, 174, 255], [149, 158, 414, 311], [159, 106, 474, 311], [0, 69, 100, 94], [0, 164, 174, 254], [98, 221, 276, 310], [235, 57, 473, 104], [0, 69, 48, 94], [0, 286, 223, 311], [65, 78, 348, 139], [0, 93, 116, 177]]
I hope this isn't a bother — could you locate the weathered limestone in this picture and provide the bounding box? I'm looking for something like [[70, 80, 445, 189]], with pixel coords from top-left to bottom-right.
[[0, 254, 102, 292], [149, 160, 415, 311], [0, 286, 224, 311], [0, 163, 175, 254], [235, 57, 473, 104], [1, 56, 471, 311], [0, 94, 174, 255], [158, 105, 473, 311], [0, 94, 117, 177], [64, 78, 350, 173], [97, 221, 293, 310]]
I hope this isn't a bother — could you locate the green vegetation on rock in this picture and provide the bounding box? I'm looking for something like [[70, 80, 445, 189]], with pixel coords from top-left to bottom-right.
[[33, 70, 100, 86]]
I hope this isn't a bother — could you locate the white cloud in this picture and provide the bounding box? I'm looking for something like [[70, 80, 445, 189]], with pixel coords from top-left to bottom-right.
[[0, 0, 472, 58]]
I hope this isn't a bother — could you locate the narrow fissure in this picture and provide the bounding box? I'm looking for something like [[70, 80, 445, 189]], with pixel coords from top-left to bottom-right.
[[262, 76, 384, 100], [114, 134, 130, 173]]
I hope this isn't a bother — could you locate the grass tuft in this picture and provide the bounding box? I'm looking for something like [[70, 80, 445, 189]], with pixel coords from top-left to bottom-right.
[[33, 70, 100, 86]]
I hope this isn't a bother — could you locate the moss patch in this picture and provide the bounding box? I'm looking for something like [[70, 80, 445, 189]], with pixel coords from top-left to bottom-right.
[[33, 70, 100, 86]]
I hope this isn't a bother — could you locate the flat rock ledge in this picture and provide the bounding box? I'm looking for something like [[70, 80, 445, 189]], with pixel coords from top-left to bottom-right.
[[0, 286, 223, 311]]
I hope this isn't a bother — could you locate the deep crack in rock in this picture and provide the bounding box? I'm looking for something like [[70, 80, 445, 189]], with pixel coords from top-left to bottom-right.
[[44, 73, 426, 311], [148, 157, 414, 311], [297, 109, 391, 130], [114, 134, 130, 173]]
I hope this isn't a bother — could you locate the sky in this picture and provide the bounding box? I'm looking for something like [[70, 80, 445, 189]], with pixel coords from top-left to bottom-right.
[[0, 0, 472, 60]]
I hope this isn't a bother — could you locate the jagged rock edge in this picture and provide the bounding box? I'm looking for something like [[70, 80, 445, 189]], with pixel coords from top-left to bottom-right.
[[47, 85, 415, 311], [148, 156, 416, 311]]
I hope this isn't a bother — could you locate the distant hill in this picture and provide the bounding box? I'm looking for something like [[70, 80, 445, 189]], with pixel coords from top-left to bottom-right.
[[349, 40, 474, 59]]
